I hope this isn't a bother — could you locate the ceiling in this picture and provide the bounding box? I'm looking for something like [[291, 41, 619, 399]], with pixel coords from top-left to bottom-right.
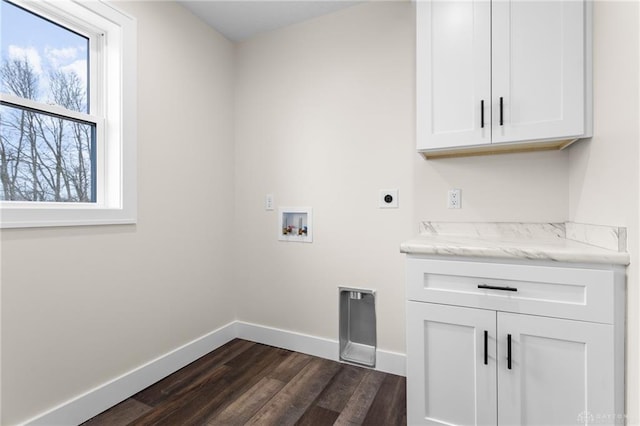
[[179, 1, 360, 42]]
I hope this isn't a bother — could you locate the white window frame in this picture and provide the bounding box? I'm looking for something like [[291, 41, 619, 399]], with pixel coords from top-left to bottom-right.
[[0, 0, 137, 228]]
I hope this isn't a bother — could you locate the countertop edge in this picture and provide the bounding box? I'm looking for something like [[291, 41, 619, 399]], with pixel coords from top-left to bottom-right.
[[399, 241, 631, 266], [405, 222, 630, 266]]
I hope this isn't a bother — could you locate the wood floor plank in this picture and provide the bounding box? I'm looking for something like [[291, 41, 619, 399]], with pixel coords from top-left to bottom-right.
[[133, 338, 254, 406], [206, 377, 285, 425], [81, 398, 152, 426], [267, 351, 313, 382], [333, 369, 386, 425], [81, 340, 406, 426], [245, 357, 341, 425], [361, 374, 407, 426], [315, 364, 366, 413], [295, 405, 340, 426], [127, 364, 234, 426], [128, 344, 289, 426]]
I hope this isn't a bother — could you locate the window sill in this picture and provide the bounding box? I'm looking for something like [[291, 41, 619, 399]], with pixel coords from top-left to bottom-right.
[[1, 204, 136, 228]]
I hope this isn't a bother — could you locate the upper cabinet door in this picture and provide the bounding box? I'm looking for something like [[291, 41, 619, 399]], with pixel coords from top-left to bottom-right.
[[416, 0, 491, 150], [491, 0, 588, 144]]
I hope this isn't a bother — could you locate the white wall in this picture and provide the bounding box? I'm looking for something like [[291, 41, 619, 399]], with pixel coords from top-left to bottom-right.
[[234, 1, 416, 354], [0, 2, 236, 424], [568, 2, 640, 422], [234, 0, 569, 357], [413, 150, 569, 223]]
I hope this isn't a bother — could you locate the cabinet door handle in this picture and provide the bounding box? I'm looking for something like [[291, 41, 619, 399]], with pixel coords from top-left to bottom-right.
[[477, 284, 518, 292], [484, 330, 488, 365], [481, 100, 485, 128], [499, 97, 504, 126], [507, 334, 512, 370]]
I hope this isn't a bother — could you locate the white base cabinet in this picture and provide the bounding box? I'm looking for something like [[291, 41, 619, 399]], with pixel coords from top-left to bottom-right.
[[407, 302, 497, 425], [406, 257, 625, 426], [497, 312, 613, 426]]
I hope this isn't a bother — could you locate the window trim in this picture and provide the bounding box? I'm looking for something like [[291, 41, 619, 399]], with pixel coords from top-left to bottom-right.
[[0, 0, 137, 228]]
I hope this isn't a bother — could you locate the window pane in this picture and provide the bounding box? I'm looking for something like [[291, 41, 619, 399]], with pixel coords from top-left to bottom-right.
[[0, 104, 95, 202], [0, 0, 89, 113]]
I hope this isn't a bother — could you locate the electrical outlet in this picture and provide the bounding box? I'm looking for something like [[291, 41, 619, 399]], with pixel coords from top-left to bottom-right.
[[265, 194, 274, 211], [380, 189, 399, 208], [448, 189, 461, 209]]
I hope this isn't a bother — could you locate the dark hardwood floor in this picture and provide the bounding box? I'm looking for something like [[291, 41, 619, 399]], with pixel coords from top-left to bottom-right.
[[82, 339, 407, 426]]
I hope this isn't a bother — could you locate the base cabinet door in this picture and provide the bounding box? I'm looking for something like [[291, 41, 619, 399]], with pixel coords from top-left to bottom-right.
[[497, 313, 615, 426], [407, 304, 617, 426], [406, 301, 497, 425]]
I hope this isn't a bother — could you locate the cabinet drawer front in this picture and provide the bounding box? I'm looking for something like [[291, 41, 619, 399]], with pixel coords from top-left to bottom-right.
[[407, 258, 615, 324]]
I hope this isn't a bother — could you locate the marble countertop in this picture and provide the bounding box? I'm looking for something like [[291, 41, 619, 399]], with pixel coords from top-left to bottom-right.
[[400, 222, 630, 265]]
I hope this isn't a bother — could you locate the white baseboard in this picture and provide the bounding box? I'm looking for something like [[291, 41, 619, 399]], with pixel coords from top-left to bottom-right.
[[22, 321, 405, 426], [23, 322, 237, 426], [236, 321, 338, 361], [236, 321, 406, 376]]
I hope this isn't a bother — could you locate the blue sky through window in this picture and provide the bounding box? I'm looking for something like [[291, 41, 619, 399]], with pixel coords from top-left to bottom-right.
[[0, 1, 95, 203], [0, 0, 89, 112]]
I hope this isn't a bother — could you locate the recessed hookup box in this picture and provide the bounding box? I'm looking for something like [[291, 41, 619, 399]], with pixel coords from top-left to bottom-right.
[[339, 287, 376, 367]]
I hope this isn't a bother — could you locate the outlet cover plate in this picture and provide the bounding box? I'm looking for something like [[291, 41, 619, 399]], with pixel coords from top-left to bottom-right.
[[380, 189, 399, 208], [448, 189, 461, 209], [265, 194, 274, 211]]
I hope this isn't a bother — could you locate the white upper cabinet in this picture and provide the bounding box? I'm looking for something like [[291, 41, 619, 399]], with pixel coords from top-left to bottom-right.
[[416, 0, 491, 150], [416, 0, 592, 158], [491, 1, 587, 143]]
